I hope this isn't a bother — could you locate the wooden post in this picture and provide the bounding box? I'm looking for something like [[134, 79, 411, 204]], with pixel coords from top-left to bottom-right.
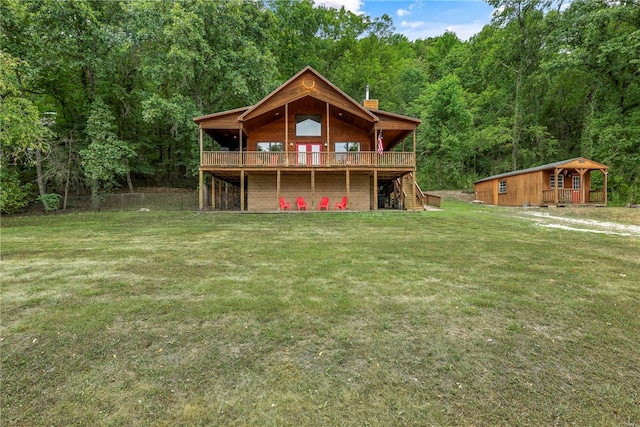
[[311, 170, 315, 207], [285, 104, 289, 165], [277, 170, 281, 210], [413, 130, 416, 165], [211, 175, 215, 210], [400, 175, 405, 210], [224, 181, 228, 210], [240, 170, 245, 211], [373, 170, 378, 210], [346, 170, 350, 209], [578, 168, 587, 204], [198, 170, 203, 210], [374, 129, 379, 166], [603, 169, 608, 206], [326, 102, 330, 148], [198, 128, 204, 210], [412, 171, 417, 211], [199, 128, 203, 164], [554, 168, 560, 204], [239, 125, 244, 166]]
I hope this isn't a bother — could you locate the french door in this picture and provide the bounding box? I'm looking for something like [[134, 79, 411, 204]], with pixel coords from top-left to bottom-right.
[[572, 175, 581, 204], [297, 143, 322, 166]]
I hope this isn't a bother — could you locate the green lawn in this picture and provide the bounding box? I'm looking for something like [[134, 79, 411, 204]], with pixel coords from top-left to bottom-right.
[[2, 202, 639, 426]]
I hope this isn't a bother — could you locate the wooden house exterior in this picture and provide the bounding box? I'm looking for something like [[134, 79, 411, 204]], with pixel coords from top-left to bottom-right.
[[474, 158, 608, 207], [194, 66, 425, 211]]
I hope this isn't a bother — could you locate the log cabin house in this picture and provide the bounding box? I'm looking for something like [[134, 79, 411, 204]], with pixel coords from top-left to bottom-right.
[[474, 157, 608, 207], [194, 66, 436, 211]]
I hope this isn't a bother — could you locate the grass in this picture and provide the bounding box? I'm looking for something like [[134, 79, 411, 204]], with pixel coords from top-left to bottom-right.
[[1, 201, 639, 426]]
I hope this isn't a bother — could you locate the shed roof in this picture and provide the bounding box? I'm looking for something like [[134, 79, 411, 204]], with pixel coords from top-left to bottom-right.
[[474, 157, 608, 184]]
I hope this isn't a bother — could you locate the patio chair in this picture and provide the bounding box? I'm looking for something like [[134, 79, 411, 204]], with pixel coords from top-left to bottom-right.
[[334, 196, 347, 210], [279, 197, 290, 211], [296, 197, 308, 211], [318, 197, 330, 211]]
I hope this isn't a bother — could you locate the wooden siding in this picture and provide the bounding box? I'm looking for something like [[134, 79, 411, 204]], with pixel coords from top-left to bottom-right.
[[476, 169, 605, 207], [195, 67, 421, 211], [474, 180, 495, 205], [247, 172, 371, 211], [243, 98, 373, 151], [241, 70, 375, 125]]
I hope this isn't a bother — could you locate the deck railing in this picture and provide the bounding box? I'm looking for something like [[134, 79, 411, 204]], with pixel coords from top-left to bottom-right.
[[201, 151, 415, 168], [542, 189, 605, 204], [589, 190, 604, 203]]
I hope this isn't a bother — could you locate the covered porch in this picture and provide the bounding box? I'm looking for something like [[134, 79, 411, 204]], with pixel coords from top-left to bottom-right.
[[199, 151, 416, 211]]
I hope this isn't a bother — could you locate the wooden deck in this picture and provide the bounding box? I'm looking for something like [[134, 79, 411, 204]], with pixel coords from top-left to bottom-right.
[[200, 151, 416, 182], [201, 151, 412, 168], [542, 189, 606, 206]]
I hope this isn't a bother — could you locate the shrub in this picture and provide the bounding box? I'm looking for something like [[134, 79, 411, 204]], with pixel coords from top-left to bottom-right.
[[0, 167, 32, 214], [37, 193, 62, 211]]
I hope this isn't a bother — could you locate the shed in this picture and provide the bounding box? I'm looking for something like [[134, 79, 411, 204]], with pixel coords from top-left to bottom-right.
[[474, 158, 608, 207]]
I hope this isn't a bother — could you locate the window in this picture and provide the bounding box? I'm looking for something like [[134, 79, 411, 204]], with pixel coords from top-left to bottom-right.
[[550, 174, 564, 189], [335, 142, 360, 152], [335, 142, 360, 163], [498, 181, 507, 194], [296, 115, 322, 136], [257, 142, 283, 152]]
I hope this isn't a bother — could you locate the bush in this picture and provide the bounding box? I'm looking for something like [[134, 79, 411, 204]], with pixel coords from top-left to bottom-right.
[[0, 167, 32, 214], [37, 193, 62, 211]]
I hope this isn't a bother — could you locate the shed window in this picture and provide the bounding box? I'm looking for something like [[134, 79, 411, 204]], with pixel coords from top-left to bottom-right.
[[296, 115, 322, 136], [550, 174, 564, 189], [498, 181, 507, 194]]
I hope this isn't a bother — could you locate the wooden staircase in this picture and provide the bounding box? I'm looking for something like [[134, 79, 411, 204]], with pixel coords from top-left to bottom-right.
[[395, 174, 442, 211]]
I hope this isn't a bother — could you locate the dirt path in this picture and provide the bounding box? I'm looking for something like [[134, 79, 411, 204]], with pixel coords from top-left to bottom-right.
[[518, 211, 640, 237]]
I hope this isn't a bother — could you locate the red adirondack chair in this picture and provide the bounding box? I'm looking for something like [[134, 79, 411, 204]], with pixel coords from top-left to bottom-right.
[[318, 197, 330, 211], [279, 197, 290, 211], [296, 197, 308, 211], [334, 196, 347, 210]]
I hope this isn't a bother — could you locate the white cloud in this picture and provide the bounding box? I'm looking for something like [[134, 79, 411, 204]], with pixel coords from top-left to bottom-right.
[[397, 8, 411, 17], [400, 20, 425, 30], [315, 0, 364, 14], [400, 20, 486, 41]]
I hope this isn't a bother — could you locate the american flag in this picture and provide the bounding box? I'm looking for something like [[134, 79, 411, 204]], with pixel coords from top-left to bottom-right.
[[377, 131, 383, 154]]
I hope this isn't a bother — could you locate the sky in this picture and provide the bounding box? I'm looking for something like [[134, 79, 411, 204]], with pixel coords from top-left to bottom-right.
[[317, 0, 497, 41]]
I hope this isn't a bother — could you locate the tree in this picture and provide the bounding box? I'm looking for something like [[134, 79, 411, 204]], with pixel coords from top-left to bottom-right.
[[411, 74, 474, 189], [0, 52, 49, 162], [0, 51, 52, 212], [80, 99, 135, 209], [545, 0, 640, 203]]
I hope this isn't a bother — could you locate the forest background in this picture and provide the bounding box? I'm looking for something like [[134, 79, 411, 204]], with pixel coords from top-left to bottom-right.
[[1, 0, 639, 213]]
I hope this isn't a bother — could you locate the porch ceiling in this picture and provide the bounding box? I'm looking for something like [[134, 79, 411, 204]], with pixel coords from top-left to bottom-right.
[[206, 168, 412, 185]]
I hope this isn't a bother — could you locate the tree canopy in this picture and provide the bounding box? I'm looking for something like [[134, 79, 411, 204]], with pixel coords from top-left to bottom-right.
[[1, 0, 638, 212]]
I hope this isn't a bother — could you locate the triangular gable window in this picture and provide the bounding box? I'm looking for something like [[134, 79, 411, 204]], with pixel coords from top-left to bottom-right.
[[296, 115, 322, 136]]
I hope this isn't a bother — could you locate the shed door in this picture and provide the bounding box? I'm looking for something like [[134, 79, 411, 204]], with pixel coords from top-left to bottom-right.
[[572, 176, 581, 203]]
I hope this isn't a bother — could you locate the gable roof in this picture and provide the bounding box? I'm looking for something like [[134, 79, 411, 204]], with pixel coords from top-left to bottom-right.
[[238, 66, 378, 124], [474, 157, 608, 184], [193, 106, 251, 128], [193, 66, 421, 150]]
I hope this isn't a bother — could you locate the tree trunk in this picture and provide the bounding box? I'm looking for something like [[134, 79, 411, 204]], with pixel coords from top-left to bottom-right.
[[63, 138, 72, 210], [125, 158, 134, 193], [91, 183, 101, 211], [35, 149, 47, 206], [512, 69, 522, 171]]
